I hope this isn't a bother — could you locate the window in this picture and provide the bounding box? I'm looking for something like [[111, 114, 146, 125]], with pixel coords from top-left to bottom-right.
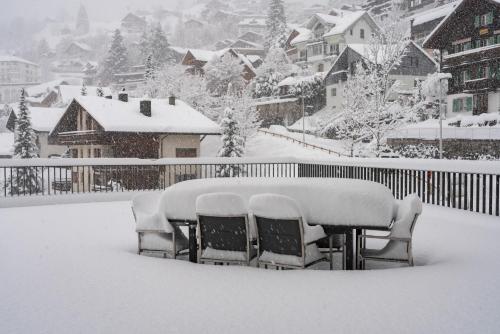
[[360, 29, 365, 39], [331, 88, 337, 97], [350, 29, 353, 35], [93, 148, 101, 158], [318, 63, 324, 72], [452, 97, 473, 112], [475, 12, 494, 27], [71, 149, 78, 158], [176, 148, 197, 158]]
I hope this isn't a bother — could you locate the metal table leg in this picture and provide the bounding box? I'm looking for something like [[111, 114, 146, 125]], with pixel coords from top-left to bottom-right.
[[355, 228, 362, 270], [344, 229, 353, 270], [188, 222, 197, 263]]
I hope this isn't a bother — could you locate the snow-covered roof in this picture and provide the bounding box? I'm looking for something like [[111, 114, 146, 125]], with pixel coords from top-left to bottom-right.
[[25, 80, 67, 98], [290, 27, 313, 46], [324, 11, 367, 37], [59, 96, 220, 135], [10, 107, 65, 132], [408, 1, 458, 26], [67, 41, 92, 52], [186, 48, 228, 62], [277, 73, 325, 87], [238, 18, 266, 26], [58, 85, 112, 105], [246, 55, 262, 63], [0, 55, 38, 66]]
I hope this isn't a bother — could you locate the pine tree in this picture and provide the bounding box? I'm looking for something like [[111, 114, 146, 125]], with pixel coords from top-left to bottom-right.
[[96, 86, 104, 97], [8, 89, 41, 195], [204, 53, 245, 97], [253, 47, 294, 98], [98, 29, 128, 85], [81, 82, 87, 96], [265, 0, 288, 49], [150, 24, 173, 66], [217, 107, 244, 177]]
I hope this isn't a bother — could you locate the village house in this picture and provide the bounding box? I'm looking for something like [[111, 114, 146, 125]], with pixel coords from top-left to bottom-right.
[[112, 65, 146, 92], [286, 8, 379, 73], [24, 79, 69, 107], [181, 48, 258, 81], [423, 0, 499, 115], [0, 56, 40, 104], [409, 1, 458, 45], [64, 41, 93, 60], [6, 106, 67, 158], [324, 41, 438, 112], [49, 93, 220, 190], [237, 17, 267, 36], [121, 13, 147, 34], [54, 85, 112, 107]]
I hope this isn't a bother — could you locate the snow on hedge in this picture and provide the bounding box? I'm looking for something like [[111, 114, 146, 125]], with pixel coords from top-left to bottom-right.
[[1, 201, 499, 333]]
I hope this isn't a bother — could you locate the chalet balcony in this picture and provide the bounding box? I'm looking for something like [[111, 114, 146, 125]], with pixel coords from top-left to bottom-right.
[[448, 77, 498, 94], [443, 44, 500, 68]]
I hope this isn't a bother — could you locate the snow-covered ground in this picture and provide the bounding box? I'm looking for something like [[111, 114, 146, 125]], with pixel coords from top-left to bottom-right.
[[1, 201, 499, 333]]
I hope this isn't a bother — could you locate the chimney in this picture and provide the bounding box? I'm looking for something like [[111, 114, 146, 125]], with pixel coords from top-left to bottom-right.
[[169, 95, 176, 106], [118, 92, 128, 102], [105, 95, 112, 99], [140, 100, 152, 117]]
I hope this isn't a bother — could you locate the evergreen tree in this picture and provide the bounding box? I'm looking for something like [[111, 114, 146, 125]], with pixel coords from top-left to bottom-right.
[[8, 89, 41, 195], [204, 53, 245, 97], [253, 47, 294, 98], [139, 29, 151, 61], [217, 107, 244, 177], [96, 86, 104, 97], [98, 29, 128, 85], [150, 24, 173, 66], [81, 82, 87, 96], [265, 0, 288, 49]]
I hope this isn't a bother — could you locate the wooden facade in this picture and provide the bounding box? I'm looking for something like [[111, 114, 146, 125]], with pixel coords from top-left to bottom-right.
[[424, 0, 499, 115]]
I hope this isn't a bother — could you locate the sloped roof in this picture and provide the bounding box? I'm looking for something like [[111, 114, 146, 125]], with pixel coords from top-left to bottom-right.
[[10, 107, 65, 132], [25, 80, 68, 98], [0, 55, 38, 66], [58, 85, 112, 105], [408, 1, 458, 26], [54, 96, 220, 135]]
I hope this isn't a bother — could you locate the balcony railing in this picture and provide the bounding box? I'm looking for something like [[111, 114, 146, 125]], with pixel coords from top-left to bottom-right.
[[1, 157, 499, 217]]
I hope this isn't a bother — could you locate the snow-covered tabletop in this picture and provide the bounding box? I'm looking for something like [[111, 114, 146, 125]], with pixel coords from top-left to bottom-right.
[[159, 178, 397, 228]]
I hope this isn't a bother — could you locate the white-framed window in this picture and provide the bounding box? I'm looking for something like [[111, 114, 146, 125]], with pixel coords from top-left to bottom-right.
[[331, 88, 337, 97], [360, 29, 365, 39]]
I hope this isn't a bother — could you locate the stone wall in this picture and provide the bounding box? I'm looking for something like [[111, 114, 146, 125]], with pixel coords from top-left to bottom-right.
[[387, 138, 500, 159]]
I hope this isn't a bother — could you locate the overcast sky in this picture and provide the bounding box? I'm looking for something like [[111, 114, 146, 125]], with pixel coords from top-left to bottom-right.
[[1, 0, 189, 23]]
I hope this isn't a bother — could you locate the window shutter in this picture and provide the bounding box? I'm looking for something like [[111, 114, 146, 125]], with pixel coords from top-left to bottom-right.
[[453, 99, 459, 112], [487, 12, 493, 25], [488, 36, 495, 45], [466, 97, 473, 111], [474, 15, 480, 27]]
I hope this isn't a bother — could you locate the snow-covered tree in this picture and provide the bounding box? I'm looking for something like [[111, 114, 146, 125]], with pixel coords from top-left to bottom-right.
[[80, 82, 87, 96], [8, 89, 41, 195], [252, 47, 295, 98], [418, 72, 451, 120], [98, 29, 128, 85], [224, 84, 261, 144], [265, 0, 288, 49], [217, 107, 244, 177], [287, 73, 326, 112], [96, 86, 104, 97], [204, 53, 245, 97]]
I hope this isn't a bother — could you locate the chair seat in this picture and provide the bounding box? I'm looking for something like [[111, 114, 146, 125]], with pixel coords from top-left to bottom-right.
[[361, 241, 410, 261], [140, 231, 188, 252], [201, 246, 256, 262], [259, 244, 324, 267], [135, 211, 172, 233]]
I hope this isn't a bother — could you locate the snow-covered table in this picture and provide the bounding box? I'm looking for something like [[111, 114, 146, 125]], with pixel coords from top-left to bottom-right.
[[159, 178, 397, 269]]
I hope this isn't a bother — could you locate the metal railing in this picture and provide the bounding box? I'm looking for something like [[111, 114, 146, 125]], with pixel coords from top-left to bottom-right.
[[388, 127, 500, 140], [0, 157, 499, 216]]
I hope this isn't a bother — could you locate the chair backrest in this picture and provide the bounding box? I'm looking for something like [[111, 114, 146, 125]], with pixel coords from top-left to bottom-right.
[[249, 194, 305, 258], [196, 193, 249, 253], [390, 194, 423, 239], [132, 192, 163, 216]]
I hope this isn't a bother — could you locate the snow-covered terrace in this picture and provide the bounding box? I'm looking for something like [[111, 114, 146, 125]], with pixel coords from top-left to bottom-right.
[[1, 200, 499, 333]]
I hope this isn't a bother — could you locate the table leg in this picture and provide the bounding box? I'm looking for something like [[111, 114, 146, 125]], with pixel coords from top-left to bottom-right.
[[345, 229, 353, 270], [355, 228, 362, 270], [329, 234, 333, 270], [188, 223, 197, 263]]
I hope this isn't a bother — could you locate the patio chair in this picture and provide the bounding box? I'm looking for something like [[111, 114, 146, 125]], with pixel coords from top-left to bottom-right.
[[132, 192, 188, 259], [249, 193, 327, 270], [196, 192, 256, 266], [357, 194, 423, 268]]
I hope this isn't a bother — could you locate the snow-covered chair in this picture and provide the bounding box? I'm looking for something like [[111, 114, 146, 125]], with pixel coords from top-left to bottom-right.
[[132, 192, 188, 258], [249, 193, 327, 269], [196, 192, 256, 266], [357, 194, 423, 268]]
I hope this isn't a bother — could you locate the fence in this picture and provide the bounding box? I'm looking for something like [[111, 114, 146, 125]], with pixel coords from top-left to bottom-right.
[[387, 127, 500, 140], [0, 157, 499, 216]]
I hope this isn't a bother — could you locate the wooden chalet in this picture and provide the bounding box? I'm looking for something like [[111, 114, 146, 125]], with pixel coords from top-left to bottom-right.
[[423, 0, 499, 115], [49, 93, 220, 190]]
